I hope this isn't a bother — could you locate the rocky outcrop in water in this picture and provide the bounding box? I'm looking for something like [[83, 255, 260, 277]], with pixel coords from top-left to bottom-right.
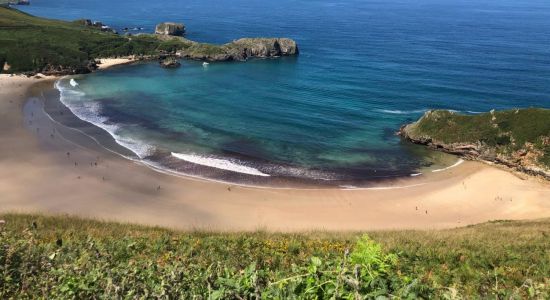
[[175, 37, 299, 61], [74, 19, 117, 33], [159, 56, 181, 68], [155, 22, 185, 36]]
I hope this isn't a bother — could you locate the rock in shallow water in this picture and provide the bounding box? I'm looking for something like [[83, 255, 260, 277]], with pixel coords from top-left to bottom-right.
[[155, 22, 185, 36], [159, 57, 181, 68]]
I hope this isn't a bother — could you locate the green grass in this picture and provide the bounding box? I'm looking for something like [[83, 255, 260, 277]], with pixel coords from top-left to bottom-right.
[[1, 214, 549, 298], [405, 108, 550, 169], [0, 7, 189, 73], [0, 7, 139, 72]]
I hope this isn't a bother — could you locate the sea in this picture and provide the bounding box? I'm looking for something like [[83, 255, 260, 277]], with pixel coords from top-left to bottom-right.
[[20, 0, 550, 187]]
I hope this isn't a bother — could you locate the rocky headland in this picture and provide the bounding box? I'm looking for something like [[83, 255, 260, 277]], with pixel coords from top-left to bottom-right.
[[399, 109, 550, 180], [165, 36, 299, 61], [0, 7, 299, 75]]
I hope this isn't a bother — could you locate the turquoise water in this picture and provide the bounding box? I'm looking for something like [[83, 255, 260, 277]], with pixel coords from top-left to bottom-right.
[[24, 0, 550, 186]]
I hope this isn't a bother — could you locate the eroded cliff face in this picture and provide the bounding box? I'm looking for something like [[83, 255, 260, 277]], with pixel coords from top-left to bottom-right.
[[230, 38, 299, 58], [399, 110, 550, 180], [39, 60, 98, 75]]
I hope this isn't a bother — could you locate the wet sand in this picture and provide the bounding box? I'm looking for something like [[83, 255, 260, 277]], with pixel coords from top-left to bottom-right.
[[1, 73, 549, 232]]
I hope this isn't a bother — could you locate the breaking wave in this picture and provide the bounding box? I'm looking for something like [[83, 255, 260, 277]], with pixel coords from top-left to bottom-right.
[[55, 79, 153, 158], [375, 109, 427, 115], [431, 159, 464, 173], [171, 152, 270, 177]]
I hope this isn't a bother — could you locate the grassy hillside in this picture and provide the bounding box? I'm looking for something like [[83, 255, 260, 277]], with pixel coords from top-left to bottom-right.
[[1, 214, 548, 298], [400, 109, 550, 172], [0, 7, 187, 74]]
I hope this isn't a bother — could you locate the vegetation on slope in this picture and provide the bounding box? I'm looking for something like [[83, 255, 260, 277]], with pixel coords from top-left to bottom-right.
[[1, 214, 549, 298], [0, 7, 298, 74], [400, 108, 550, 176], [0, 7, 191, 74]]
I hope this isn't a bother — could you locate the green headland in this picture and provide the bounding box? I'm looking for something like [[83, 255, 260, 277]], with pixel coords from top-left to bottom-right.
[[0, 6, 298, 74], [400, 108, 550, 179]]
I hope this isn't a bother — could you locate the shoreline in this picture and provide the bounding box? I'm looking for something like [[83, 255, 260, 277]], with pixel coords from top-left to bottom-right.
[[51, 76, 465, 189], [53, 73, 464, 189], [47, 72, 549, 189], [96, 57, 140, 70], [0, 69, 549, 232]]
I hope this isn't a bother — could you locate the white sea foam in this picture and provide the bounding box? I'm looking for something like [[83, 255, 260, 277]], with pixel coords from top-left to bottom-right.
[[377, 108, 486, 115], [431, 159, 464, 173], [339, 183, 427, 190], [69, 78, 79, 87], [410, 172, 422, 177], [171, 152, 270, 177], [264, 165, 335, 181], [55, 79, 153, 158], [339, 185, 357, 189], [375, 109, 426, 115]]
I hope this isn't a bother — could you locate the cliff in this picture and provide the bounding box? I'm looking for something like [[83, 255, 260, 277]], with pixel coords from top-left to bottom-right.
[[155, 22, 185, 36], [399, 109, 550, 179], [162, 36, 299, 61]]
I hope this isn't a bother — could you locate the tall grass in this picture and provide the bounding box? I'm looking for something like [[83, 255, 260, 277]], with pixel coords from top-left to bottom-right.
[[1, 214, 548, 298]]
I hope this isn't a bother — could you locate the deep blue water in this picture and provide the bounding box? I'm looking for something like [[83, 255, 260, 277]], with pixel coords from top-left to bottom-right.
[[22, 0, 550, 186]]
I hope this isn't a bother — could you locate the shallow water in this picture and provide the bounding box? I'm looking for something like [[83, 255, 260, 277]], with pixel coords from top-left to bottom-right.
[[22, 0, 550, 186]]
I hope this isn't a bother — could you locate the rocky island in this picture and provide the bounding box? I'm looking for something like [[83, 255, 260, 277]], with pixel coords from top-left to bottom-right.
[[171, 36, 298, 61], [159, 56, 181, 68], [0, 7, 298, 75], [399, 108, 550, 179], [155, 22, 185, 36]]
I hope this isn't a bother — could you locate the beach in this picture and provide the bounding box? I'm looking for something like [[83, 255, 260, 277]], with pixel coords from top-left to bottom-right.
[[0, 72, 549, 232], [96, 57, 137, 70]]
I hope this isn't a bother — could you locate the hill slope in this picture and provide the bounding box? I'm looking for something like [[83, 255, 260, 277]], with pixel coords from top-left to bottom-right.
[[0, 214, 549, 298], [0, 7, 170, 73]]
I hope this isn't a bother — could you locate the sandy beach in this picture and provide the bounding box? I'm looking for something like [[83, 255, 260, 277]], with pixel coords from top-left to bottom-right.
[[0, 70, 549, 232], [96, 57, 137, 70]]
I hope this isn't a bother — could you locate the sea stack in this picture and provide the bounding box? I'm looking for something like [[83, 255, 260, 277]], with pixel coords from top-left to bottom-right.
[[231, 38, 299, 58], [159, 57, 181, 68], [155, 22, 185, 36]]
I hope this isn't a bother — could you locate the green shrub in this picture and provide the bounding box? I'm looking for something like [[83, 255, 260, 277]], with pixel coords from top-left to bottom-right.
[[0, 7, 163, 73]]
